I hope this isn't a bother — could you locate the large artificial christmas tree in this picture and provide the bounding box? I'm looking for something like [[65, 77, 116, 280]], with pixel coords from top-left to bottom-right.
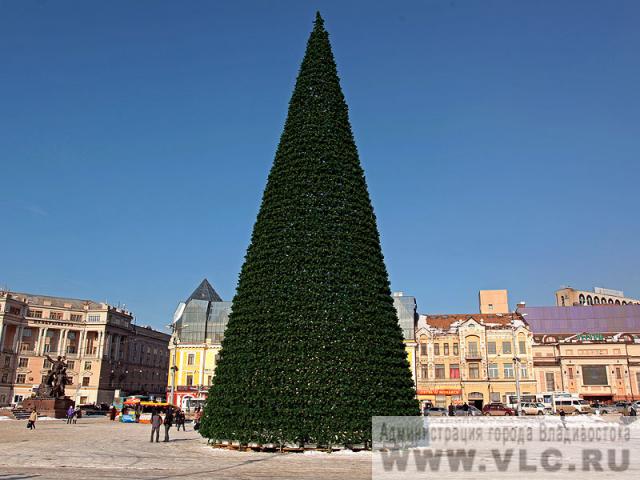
[[201, 12, 419, 447]]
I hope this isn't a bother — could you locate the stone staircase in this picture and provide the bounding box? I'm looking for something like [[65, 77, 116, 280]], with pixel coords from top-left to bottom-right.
[[10, 406, 32, 420]]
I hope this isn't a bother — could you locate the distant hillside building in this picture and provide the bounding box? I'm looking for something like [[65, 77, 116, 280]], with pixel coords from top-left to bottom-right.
[[479, 290, 509, 314], [556, 287, 640, 307], [168, 279, 231, 409]]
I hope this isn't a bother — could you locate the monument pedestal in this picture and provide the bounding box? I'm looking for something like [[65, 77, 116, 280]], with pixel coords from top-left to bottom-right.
[[22, 397, 75, 419]]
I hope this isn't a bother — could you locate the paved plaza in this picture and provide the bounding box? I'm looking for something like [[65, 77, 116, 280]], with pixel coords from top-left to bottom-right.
[[0, 417, 371, 479]]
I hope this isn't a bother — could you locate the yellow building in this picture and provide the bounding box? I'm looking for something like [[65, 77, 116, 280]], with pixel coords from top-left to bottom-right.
[[167, 279, 231, 410], [392, 292, 419, 386], [414, 313, 536, 409]]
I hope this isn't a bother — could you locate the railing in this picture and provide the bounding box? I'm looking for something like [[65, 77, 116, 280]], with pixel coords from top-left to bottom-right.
[[465, 350, 482, 360]]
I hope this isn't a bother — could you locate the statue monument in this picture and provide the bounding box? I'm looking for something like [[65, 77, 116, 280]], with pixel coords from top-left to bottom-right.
[[22, 354, 75, 418]]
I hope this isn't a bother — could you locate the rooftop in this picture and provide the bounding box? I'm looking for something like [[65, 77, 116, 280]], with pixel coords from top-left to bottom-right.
[[520, 305, 640, 334]]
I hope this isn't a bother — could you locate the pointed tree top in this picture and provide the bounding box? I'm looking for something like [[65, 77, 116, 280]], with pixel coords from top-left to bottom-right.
[[314, 11, 324, 27], [187, 278, 222, 303]]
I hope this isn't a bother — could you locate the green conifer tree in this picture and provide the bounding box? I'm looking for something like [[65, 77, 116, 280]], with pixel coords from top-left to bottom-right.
[[201, 12, 419, 446]]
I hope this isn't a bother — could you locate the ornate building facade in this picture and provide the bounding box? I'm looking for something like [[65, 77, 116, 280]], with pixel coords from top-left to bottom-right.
[[414, 313, 536, 409], [0, 290, 169, 406]]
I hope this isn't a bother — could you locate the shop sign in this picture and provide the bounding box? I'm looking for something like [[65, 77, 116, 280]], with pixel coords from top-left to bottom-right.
[[417, 388, 462, 396], [576, 333, 604, 341]]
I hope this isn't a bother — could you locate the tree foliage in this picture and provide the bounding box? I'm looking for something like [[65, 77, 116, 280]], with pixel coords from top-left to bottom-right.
[[201, 12, 419, 446]]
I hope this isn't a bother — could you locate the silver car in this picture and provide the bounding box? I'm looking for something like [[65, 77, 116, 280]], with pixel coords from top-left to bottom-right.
[[454, 405, 482, 416], [424, 407, 448, 417]]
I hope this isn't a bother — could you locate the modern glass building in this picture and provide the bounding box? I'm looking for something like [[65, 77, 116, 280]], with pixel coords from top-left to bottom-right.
[[168, 279, 232, 407], [173, 279, 232, 344]]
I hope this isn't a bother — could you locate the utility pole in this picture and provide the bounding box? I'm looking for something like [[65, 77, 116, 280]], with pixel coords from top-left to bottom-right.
[[512, 313, 522, 416]]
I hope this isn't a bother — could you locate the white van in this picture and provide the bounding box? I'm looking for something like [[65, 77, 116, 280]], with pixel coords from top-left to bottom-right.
[[554, 398, 593, 415]]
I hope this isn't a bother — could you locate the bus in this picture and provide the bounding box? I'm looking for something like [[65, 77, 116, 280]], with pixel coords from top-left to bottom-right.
[[120, 399, 176, 424]]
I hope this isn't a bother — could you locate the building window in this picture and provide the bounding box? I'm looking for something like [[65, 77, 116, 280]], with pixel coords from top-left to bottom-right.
[[490, 392, 500, 403], [502, 342, 512, 354], [8, 306, 21, 315], [545, 372, 555, 391], [187, 354, 195, 366], [453, 343, 459, 355], [435, 364, 445, 379], [1, 373, 7, 383], [186, 375, 193, 386], [16, 374, 26, 384], [467, 341, 479, 357], [443, 343, 449, 355], [487, 342, 496, 355], [18, 358, 28, 368], [488, 363, 499, 378], [80, 396, 87, 404], [568, 367, 574, 379], [488, 304, 493, 311], [579, 294, 585, 305], [615, 367, 622, 380], [420, 366, 428, 379], [503, 363, 514, 378], [67, 361, 75, 370], [586, 295, 593, 305], [434, 344, 440, 356], [449, 364, 460, 379], [70, 314, 82, 321], [468, 363, 479, 379], [519, 340, 526, 354], [41, 375, 48, 384], [22, 329, 32, 337], [82, 377, 90, 386], [207, 375, 212, 385], [4, 357, 10, 367], [50, 312, 63, 320], [87, 315, 101, 323], [28, 310, 42, 318], [43, 359, 52, 369], [420, 343, 427, 356], [520, 365, 528, 378], [67, 346, 77, 354], [84, 361, 92, 371], [582, 365, 608, 385]]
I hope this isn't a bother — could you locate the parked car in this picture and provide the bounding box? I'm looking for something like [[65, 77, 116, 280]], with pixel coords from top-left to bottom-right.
[[519, 402, 547, 415], [424, 407, 448, 417], [554, 399, 593, 415], [482, 403, 515, 416], [79, 404, 109, 416], [453, 405, 482, 416]]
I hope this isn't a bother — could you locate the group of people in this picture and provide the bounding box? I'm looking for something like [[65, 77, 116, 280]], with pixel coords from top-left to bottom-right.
[[149, 407, 188, 442], [66, 406, 83, 424]]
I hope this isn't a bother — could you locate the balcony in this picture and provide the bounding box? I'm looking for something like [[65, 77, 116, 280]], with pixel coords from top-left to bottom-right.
[[465, 350, 482, 360]]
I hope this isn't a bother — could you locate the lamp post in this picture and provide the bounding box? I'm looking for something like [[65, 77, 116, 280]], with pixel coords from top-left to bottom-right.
[[170, 336, 178, 405]]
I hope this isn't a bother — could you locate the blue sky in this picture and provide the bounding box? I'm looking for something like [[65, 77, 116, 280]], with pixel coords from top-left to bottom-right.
[[1, 0, 639, 329]]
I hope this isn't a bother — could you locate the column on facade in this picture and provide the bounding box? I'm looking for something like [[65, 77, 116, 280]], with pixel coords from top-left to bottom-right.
[[13, 325, 24, 353], [0, 323, 6, 351], [79, 330, 86, 357], [40, 327, 49, 355], [199, 347, 206, 387], [56, 329, 65, 355], [97, 330, 104, 358], [113, 334, 120, 360]]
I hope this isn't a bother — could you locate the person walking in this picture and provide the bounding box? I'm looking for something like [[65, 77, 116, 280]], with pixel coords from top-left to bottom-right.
[[176, 410, 185, 431], [135, 406, 141, 424], [67, 405, 75, 424], [462, 403, 470, 416], [27, 408, 38, 430], [163, 408, 174, 442], [193, 408, 202, 431], [73, 406, 81, 424], [109, 406, 117, 421], [560, 409, 567, 429], [448, 404, 455, 417], [150, 410, 163, 443]]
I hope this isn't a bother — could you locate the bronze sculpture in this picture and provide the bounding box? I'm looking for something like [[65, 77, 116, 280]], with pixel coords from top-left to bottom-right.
[[43, 354, 70, 398]]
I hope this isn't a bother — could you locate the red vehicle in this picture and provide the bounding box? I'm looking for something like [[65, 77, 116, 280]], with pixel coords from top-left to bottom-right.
[[482, 403, 515, 416]]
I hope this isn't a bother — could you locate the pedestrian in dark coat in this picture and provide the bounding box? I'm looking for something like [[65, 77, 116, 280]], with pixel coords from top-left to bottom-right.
[[163, 408, 174, 442], [150, 410, 163, 443]]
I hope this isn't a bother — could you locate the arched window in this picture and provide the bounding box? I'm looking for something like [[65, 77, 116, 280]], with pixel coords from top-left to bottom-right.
[[602, 298, 607, 304], [615, 300, 621, 305], [622, 301, 627, 305], [608, 299, 614, 304], [586, 295, 593, 305], [594, 297, 600, 304], [466, 335, 480, 358], [579, 294, 585, 305]]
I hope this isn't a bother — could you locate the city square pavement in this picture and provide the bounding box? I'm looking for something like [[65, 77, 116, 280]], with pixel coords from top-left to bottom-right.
[[0, 417, 371, 479]]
